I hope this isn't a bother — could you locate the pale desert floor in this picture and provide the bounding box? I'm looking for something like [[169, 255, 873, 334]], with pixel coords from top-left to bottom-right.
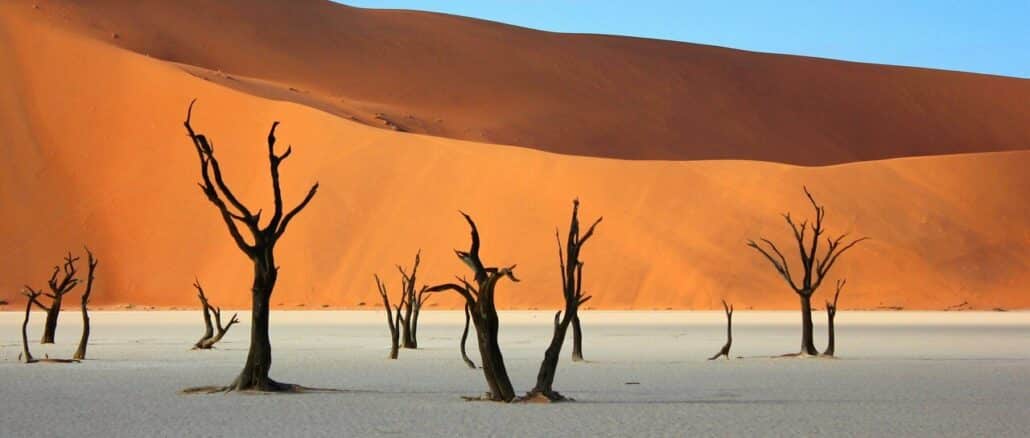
[[1, 311, 1028, 437]]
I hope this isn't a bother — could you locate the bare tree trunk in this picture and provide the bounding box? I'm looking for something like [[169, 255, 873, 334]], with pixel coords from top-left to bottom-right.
[[375, 274, 402, 359], [193, 280, 215, 349], [228, 254, 285, 391], [197, 305, 240, 349], [708, 300, 733, 360], [40, 299, 61, 344], [21, 290, 40, 363], [823, 279, 844, 357], [472, 307, 515, 401], [73, 249, 98, 360], [799, 293, 818, 356], [528, 199, 600, 401], [460, 303, 476, 369], [568, 313, 585, 362]]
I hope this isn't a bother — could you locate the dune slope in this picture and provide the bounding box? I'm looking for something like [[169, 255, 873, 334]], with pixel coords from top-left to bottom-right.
[[11, 0, 1030, 165], [1, 6, 1028, 310]]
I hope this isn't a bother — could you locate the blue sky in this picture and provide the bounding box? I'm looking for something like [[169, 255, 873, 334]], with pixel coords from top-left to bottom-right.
[[339, 1, 1030, 78]]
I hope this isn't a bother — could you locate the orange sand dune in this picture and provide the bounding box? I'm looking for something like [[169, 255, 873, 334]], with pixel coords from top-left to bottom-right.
[[12, 0, 1030, 165], [1, 6, 1027, 311]]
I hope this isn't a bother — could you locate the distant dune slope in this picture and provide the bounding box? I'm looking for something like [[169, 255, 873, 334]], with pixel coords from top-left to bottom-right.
[[2, 5, 1028, 310], [10, 0, 1030, 165]]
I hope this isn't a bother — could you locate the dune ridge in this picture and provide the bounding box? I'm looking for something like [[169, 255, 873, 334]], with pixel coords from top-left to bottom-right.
[[1, 2, 1028, 310], [11, 0, 1030, 165]]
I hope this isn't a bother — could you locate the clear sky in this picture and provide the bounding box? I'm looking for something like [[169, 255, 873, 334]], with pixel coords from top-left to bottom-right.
[[339, 1, 1030, 78]]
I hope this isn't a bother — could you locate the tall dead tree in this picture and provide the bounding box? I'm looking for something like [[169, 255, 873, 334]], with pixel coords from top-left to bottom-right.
[[375, 274, 404, 359], [528, 199, 601, 401], [32, 253, 81, 344], [823, 279, 844, 357], [427, 213, 520, 402], [708, 300, 733, 360], [192, 280, 240, 350], [185, 100, 318, 391], [21, 288, 41, 363], [397, 250, 430, 349], [72, 248, 98, 360], [747, 187, 867, 356], [459, 303, 476, 369]]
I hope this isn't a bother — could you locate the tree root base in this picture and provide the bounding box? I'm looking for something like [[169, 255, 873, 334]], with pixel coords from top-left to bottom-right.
[[460, 393, 509, 402], [181, 381, 345, 395], [517, 391, 575, 403], [22, 358, 80, 364]]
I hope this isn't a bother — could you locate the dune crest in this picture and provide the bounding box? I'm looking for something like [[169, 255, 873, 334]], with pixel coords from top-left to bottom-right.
[[11, 0, 1030, 165]]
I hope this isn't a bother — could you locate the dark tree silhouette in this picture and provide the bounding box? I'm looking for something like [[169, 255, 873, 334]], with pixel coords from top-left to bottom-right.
[[527, 199, 601, 401], [184, 100, 318, 391], [747, 187, 867, 355], [823, 279, 845, 357], [32, 253, 81, 344], [571, 315, 585, 362], [193, 280, 215, 349], [192, 280, 240, 350], [396, 250, 430, 349], [426, 213, 519, 401], [459, 303, 476, 369], [708, 300, 733, 360], [72, 248, 98, 360], [375, 274, 404, 359], [21, 288, 42, 363]]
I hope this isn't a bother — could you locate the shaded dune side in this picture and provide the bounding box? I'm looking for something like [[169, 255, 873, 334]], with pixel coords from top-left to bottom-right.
[[1, 11, 1028, 310], [16, 0, 1030, 165]]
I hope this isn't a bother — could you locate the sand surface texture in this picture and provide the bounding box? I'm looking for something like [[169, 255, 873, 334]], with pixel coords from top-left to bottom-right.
[[1, 311, 1028, 437]]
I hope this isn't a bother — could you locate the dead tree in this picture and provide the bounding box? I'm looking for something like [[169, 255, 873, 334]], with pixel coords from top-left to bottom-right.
[[32, 253, 81, 344], [21, 288, 41, 363], [397, 250, 430, 349], [746, 187, 867, 356], [375, 274, 404, 359], [185, 100, 318, 391], [459, 303, 476, 369], [72, 248, 98, 360], [192, 280, 239, 349], [427, 212, 520, 402], [527, 199, 601, 401], [708, 300, 733, 360], [823, 279, 844, 357], [571, 315, 585, 362], [410, 286, 431, 348], [193, 280, 215, 349]]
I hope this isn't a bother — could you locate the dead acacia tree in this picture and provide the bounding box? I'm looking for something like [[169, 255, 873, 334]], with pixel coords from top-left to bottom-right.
[[426, 212, 520, 402], [375, 274, 404, 359], [397, 250, 431, 349], [21, 289, 41, 363], [31, 253, 81, 344], [459, 303, 476, 369], [527, 199, 601, 401], [192, 280, 240, 350], [72, 248, 98, 360], [184, 100, 318, 391], [823, 279, 845, 357], [193, 280, 215, 348], [747, 187, 867, 356], [708, 300, 733, 360]]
